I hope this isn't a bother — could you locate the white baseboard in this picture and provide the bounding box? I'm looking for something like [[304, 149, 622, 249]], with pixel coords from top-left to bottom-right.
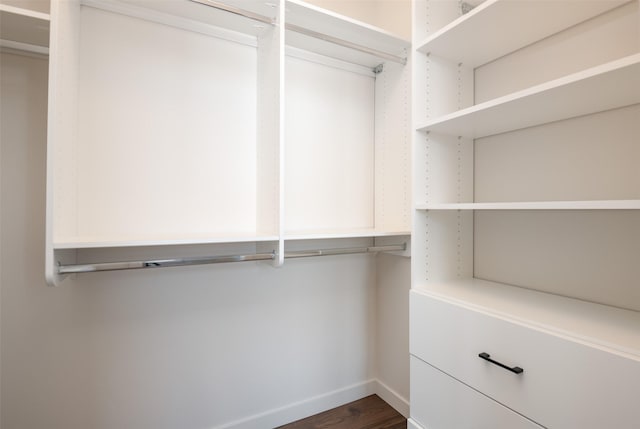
[[408, 418, 425, 429], [374, 379, 410, 418], [214, 379, 377, 429], [214, 378, 409, 429]]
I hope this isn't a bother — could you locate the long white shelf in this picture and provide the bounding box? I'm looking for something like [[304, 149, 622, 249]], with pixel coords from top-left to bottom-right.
[[54, 229, 412, 248], [83, 0, 275, 42], [416, 200, 640, 211], [413, 278, 640, 359], [285, 0, 409, 68], [0, 4, 50, 54], [54, 233, 280, 249], [415, 0, 630, 67], [416, 54, 640, 138], [284, 228, 410, 241]]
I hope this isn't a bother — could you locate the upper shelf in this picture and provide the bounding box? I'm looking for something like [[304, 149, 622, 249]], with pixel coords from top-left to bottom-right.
[[415, 0, 630, 68], [0, 4, 50, 53], [285, 0, 409, 68], [83, 0, 277, 40], [416, 200, 640, 211], [82, 0, 410, 67], [416, 54, 640, 138]]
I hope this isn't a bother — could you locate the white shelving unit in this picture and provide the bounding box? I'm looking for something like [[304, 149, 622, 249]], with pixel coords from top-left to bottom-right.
[[416, 54, 640, 138], [411, 0, 640, 428], [47, 0, 284, 281], [283, 0, 410, 242], [0, 3, 50, 54], [46, 0, 411, 284]]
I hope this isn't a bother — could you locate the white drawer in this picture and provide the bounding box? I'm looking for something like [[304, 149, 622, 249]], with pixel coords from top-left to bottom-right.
[[411, 356, 543, 429], [410, 290, 640, 428]]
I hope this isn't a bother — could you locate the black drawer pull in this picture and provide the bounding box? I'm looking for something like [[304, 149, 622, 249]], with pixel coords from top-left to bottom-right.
[[478, 352, 524, 374]]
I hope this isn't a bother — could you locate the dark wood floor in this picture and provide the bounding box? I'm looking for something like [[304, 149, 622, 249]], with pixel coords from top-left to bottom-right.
[[276, 395, 406, 429]]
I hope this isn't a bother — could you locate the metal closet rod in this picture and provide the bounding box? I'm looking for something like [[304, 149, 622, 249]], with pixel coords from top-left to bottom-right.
[[189, 0, 407, 65], [57, 243, 407, 274], [284, 23, 407, 65], [190, 0, 275, 24]]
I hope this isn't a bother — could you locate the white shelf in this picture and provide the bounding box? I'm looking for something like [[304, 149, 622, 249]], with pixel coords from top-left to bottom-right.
[[416, 200, 640, 211], [284, 229, 410, 241], [415, 0, 630, 67], [413, 278, 640, 359], [285, 0, 409, 67], [83, 0, 275, 42], [0, 4, 49, 53], [54, 233, 279, 249], [416, 54, 640, 138], [55, 230, 410, 248]]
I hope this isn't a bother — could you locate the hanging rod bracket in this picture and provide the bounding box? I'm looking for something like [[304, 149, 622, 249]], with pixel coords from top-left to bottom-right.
[[459, 1, 476, 15]]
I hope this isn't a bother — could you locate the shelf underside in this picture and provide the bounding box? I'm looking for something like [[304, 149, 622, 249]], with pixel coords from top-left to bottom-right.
[[286, 0, 409, 66], [417, 54, 640, 138], [54, 230, 410, 249], [92, 0, 276, 38], [413, 278, 640, 359], [284, 229, 410, 240], [0, 5, 49, 50], [53, 234, 280, 249], [84, 0, 409, 67], [415, 0, 630, 68], [416, 200, 640, 211]]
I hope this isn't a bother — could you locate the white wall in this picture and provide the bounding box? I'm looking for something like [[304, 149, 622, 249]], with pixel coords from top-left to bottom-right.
[[1, 32, 410, 429]]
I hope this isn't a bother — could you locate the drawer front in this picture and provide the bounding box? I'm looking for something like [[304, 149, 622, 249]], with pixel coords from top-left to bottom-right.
[[411, 356, 543, 429], [410, 290, 640, 428]]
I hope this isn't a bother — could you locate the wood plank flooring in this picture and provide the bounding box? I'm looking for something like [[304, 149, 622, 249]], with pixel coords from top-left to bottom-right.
[[276, 395, 406, 429]]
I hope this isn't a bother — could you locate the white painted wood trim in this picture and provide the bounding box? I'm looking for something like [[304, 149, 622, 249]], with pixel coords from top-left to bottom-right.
[[375, 379, 410, 418], [408, 418, 424, 429], [207, 378, 408, 429], [212, 379, 377, 429]]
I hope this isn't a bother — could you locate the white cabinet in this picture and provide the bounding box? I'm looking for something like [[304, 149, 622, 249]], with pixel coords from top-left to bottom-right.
[[411, 0, 640, 427], [46, 0, 411, 285], [411, 290, 640, 428]]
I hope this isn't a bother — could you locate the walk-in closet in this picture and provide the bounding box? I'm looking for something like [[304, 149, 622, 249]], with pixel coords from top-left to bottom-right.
[[1, 0, 638, 428]]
